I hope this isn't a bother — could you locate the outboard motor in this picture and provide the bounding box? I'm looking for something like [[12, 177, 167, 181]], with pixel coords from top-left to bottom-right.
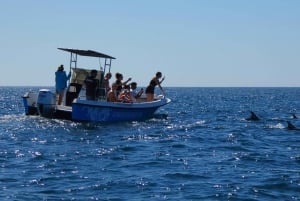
[[22, 91, 38, 115], [37, 89, 56, 118]]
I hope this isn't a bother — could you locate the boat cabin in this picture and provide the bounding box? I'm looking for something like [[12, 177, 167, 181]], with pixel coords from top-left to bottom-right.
[[58, 48, 116, 106]]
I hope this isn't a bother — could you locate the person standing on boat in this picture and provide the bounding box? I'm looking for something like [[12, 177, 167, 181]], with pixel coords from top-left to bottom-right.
[[145, 72, 165, 101], [114, 72, 132, 96], [84, 69, 99, 100], [55, 64, 71, 105]]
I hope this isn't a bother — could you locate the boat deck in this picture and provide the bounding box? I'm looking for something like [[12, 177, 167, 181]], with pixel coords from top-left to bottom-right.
[[56, 105, 72, 112]]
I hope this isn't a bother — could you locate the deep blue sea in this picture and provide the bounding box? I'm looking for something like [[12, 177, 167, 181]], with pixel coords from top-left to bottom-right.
[[0, 87, 299, 200]]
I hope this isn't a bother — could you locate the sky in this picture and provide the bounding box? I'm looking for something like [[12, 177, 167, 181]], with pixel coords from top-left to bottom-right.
[[0, 0, 300, 87]]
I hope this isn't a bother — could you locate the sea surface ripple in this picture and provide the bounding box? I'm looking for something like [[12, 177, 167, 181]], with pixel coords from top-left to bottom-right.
[[0, 87, 299, 200]]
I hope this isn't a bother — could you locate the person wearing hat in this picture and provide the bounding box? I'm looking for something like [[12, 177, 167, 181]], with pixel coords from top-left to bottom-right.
[[55, 64, 71, 105]]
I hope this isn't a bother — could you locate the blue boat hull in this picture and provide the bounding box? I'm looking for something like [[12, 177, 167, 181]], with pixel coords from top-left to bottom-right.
[[72, 103, 158, 122], [72, 98, 170, 122], [22, 91, 171, 122]]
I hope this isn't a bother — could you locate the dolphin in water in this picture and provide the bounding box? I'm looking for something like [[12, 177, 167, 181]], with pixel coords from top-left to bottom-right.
[[246, 111, 260, 121], [287, 121, 298, 130], [292, 114, 298, 119]]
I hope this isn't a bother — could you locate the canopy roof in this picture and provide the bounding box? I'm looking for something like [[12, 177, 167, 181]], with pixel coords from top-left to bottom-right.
[[58, 48, 116, 59]]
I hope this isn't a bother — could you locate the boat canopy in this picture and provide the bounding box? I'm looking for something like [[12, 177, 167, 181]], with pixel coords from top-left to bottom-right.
[[58, 48, 116, 59], [58, 47, 115, 100]]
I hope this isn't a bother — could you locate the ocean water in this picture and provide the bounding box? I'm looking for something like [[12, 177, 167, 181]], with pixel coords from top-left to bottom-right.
[[0, 87, 299, 200]]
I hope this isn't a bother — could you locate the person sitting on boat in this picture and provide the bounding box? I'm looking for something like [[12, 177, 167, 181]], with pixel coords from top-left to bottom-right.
[[118, 86, 132, 103], [55, 64, 71, 105], [130, 82, 143, 102], [145, 72, 165, 101], [114, 72, 132, 96], [84, 69, 99, 101], [107, 83, 118, 102]]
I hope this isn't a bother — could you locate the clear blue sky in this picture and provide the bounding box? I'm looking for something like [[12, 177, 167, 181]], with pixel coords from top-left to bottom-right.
[[1, 0, 299, 87]]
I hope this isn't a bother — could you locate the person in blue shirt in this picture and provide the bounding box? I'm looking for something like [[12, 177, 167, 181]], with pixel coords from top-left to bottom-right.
[[55, 64, 71, 105]]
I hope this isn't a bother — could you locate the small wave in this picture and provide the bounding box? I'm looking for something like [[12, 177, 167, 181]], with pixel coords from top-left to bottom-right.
[[0, 114, 27, 122], [152, 113, 169, 120], [266, 123, 285, 129], [164, 172, 209, 180], [166, 120, 206, 132], [171, 143, 186, 148]]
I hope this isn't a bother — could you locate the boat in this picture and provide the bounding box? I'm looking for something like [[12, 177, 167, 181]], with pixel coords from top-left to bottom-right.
[[22, 48, 171, 122]]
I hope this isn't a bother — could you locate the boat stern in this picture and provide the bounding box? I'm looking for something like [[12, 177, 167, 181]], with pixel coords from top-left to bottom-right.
[[22, 92, 38, 115]]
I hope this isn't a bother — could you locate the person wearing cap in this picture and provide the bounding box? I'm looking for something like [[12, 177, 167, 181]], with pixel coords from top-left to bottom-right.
[[55, 64, 71, 105]]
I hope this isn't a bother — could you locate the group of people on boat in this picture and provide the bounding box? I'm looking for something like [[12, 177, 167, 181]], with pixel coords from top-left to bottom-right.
[[106, 81, 144, 103], [55, 64, 166, 105], [98, 71, 165, 103]]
